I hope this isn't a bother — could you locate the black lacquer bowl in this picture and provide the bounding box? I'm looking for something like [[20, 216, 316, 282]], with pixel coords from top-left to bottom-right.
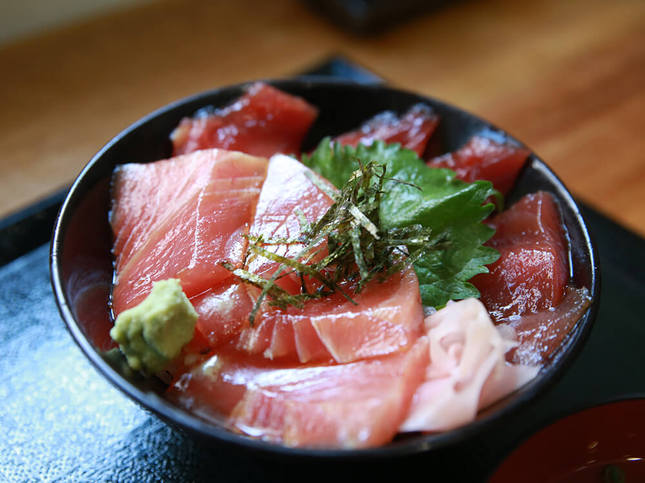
[[50, 79, 599, 459]]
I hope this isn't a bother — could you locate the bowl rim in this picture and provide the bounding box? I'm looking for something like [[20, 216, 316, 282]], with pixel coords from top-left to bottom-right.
[[49, 77, 600, 459]]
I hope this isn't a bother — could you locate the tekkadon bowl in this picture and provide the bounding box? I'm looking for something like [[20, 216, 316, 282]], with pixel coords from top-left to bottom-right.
[[50, 78, 599, 462]]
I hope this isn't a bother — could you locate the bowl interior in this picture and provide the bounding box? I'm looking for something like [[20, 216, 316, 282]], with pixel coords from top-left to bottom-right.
[[50, 79, 599, 458]]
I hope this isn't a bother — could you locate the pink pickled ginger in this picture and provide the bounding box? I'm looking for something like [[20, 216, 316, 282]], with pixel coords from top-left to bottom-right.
[[401, 298, 538, 432]]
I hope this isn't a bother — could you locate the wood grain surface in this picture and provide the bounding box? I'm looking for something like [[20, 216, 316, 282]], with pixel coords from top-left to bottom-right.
[[1, 0, 643, 235]]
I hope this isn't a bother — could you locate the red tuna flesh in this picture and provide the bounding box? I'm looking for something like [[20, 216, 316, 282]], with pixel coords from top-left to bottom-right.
[[427, 136, 530, 195], [500, 286, 591, 365], [472, 191, 569, 320], [171, 83, 318, 158], [334, 104, 439, 157]]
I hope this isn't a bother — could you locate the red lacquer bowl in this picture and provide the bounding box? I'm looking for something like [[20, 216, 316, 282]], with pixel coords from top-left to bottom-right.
[[491, 398, 645, 482]]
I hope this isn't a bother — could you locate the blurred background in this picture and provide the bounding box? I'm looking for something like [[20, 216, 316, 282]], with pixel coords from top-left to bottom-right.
[[1, 0, 643, 234]]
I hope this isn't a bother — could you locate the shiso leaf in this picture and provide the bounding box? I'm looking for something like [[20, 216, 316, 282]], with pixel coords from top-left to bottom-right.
[[302, 138, 501, 308]]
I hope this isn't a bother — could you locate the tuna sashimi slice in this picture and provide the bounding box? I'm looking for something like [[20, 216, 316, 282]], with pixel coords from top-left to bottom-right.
[[294, 268, 424, 363], [245, 153, 335, 294], [499, 285, 591, 366], [472, 191, 569, 320], [400, 299, 538, 433], [111, 149, 268, 314], [237, 154, 424, 363], [190, 279, 255, 348], [237, 268, 425, 364], [426, 136, 530, 195], [235, 307, 300, 361], [167, 340, 429, 448], [111, 149, 259, 269], [171, 83, 318, 158], [334, 103, 439, 157]]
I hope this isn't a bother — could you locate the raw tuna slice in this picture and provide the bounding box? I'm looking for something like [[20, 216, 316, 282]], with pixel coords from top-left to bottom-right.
[[161, 324, 212, 383], [111, 149, 241, 269], [334, 104, 439, 157], [236, 307, 301, 362], [238, 154, 424, 363], [471, 191, 569, 320], [500, 285, 591, 366], [171, 83, 318, 158], [427, 136, 530, 195], [245, 153, 336, 294], [237, 268, 425, 364], [400, 299, 537, 433], [111, 149, 268, 314], [190, 279, 255, 348], [167, 339, 429, 448]]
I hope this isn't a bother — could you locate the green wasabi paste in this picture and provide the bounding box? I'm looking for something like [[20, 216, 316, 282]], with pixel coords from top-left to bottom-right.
[[110, 279, 197, 374]]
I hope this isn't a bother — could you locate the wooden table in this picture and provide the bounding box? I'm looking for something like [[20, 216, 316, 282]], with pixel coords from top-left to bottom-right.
[[1, 0, 643, 235]]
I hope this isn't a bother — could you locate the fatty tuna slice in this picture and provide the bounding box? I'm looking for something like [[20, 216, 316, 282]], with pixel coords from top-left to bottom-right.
[[334, 103, 439, 157], [190, 279, 255, 348], [167, 339, 429, 448], [426, 136, 530, 195], [171, 83, 318, 158], [471, 191, 569, 320], [238, 154, 424, 363], [244, 153, 336, 294], [237, 268, 425, 364], [111, 149, 268, 314], [111, 149, 242, 269], [292, 269, 424, 364]]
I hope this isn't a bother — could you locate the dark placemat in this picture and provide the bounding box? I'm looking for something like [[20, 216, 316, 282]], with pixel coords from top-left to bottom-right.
[[304, 0, 452, 35], [2, 57, 644, 482]]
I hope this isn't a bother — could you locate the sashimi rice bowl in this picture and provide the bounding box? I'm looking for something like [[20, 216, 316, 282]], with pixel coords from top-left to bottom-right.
[[50, 79, 598, 455]]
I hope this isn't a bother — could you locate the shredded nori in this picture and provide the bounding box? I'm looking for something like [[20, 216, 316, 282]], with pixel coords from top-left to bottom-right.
[[223, 159, 447, 325]]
